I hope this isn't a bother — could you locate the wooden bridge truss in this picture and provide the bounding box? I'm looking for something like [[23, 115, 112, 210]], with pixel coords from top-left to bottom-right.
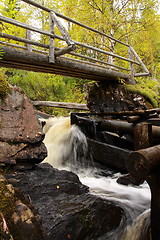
[[0, 0, 150, 83]]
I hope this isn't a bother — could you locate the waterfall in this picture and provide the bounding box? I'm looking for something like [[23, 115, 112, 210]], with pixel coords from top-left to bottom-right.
[[41, 116, 151, 239], [42, 116, 90, 170]]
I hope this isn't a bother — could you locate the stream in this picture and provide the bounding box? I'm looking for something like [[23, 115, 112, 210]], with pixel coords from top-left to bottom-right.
[[41, 116, 151, 240]]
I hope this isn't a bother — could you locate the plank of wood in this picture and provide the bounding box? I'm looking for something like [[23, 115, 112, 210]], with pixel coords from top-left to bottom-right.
[[147, 118, 160, 126], [87, 138, 130, 171], [0, 46, 130, 81], [33, 101, 89, 111], [126, 144, 160, 178]]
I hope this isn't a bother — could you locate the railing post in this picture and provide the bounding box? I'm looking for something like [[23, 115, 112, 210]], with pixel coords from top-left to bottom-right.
[[49, 11, 55, 63], [108, 29, 114, 70], [129, 46, 136, 84], [26, 29, 32, 53], [130, 46, 150, 77]]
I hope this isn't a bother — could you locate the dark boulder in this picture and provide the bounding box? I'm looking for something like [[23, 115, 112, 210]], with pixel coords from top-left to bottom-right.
[[6, 163, 125, 240]]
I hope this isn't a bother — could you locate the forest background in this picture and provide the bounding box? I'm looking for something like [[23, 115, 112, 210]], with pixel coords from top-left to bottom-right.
[[0, 0, 160, 115]]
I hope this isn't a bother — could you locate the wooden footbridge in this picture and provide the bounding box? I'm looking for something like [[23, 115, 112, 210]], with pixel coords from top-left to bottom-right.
[[0, 0, 149, 83]]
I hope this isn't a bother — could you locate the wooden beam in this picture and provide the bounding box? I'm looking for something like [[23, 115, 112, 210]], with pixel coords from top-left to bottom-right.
[[71, 114, 160, 138], [66, 51, 130, 71], [146, 172, 160, 240], [26, 29, 32, 53], [50, 11, 75, 46], [72, 108, 160, 117], [126, 145, 160, 179], [55, 45, 76, 57], [133, 122, 152, 150], [49, 11, 55, 63], [87, 138, 130, 170], [0, 32, 49, 49], [0, 46, 130, 81], [33, 101, 89, 111], [130, 46, 150, 74], [147, 118, 160, 126]]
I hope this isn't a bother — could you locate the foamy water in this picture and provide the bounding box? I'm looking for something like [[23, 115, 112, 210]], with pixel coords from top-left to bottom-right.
[[41, 116, 151, 240], [79, 174, 150, 209]]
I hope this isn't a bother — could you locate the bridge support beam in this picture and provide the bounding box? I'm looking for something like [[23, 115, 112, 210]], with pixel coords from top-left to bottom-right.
[[0, 46, 130, 82]]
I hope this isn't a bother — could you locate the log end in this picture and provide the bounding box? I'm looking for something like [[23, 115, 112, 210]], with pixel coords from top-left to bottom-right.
[[125, 151, 148, 179]]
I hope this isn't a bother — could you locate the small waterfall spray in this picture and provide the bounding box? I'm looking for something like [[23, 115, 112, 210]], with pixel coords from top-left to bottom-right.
[[41, 116, 151, 239], [42, 116, 92, 171]]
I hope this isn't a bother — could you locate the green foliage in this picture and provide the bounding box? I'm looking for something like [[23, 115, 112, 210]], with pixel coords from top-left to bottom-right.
[[61, 0, 160, 80], [8, 69, 86, 115], [125, 77, 160, 108], [0, 69, 11, 100]]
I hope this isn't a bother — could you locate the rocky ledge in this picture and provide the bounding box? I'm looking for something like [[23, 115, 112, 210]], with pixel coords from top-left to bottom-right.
[[0, 85, 47, 170], [4, 163, 126, 240]]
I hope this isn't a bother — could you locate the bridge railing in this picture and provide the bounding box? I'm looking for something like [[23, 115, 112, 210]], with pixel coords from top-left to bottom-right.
[[0, 0, 150, 83]]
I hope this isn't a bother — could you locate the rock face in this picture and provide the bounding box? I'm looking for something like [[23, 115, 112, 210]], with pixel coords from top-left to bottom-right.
[[0, 86, 47, 169], [6, 163, 126, 240], [86, 82, 148, 113], [0, 174, 47, 240]]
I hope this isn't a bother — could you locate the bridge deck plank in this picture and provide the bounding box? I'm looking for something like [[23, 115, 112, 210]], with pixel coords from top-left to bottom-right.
[[0, 46, 130, 81]]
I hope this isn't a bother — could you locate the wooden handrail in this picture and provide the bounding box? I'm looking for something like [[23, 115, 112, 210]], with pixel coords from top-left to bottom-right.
[[0, 0, 150, 81]]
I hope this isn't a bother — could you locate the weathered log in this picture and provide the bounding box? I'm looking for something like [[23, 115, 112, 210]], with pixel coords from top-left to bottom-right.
[[71, 114, 133, 134], [87, 138, 130, 170], [50, 11, 75, 46], [100, 119, 160, 139], [146, 172, 160, 240], [130, 46, 149, 74], [55, 44, 76, 57], [26, 29, 32, 53], [0, 46, 130, 81], [133, 122, 152, 150], [33, 101, 89, 110], [127, 115, 142, 123], [99, 119, 134, 134], [71, 114, 133, 150], [0, 32, 49, 48], [72, 108, 160, 117], [71, 114, 160, 140], [34, 110, 54, 119], [125, 145, 160, 179], [49, 11, 55, 63], [99, 109, 160, 117], [148, 118, 160, 126]]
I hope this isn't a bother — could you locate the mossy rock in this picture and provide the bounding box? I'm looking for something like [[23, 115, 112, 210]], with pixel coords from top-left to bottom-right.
[[124, 84, 160, 108], [0, 174, 16, 240], [0, 171, 47, 240], [0, 71, 11, 100]]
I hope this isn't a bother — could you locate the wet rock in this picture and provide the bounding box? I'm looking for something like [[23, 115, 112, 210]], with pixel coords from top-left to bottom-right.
[[0, 85, 47, 169], [0, 174, 47, 240], [6, 163, 125, 240], [117, 173, 144, 186]]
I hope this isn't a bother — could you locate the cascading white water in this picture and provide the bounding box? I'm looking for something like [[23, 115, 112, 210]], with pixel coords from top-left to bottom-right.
[[41, 116, 151, 240]]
